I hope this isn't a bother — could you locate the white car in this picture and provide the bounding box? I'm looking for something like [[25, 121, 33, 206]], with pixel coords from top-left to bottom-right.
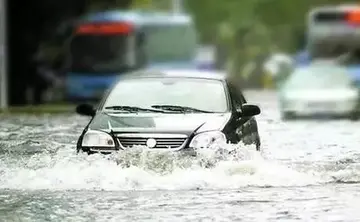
[[278, 62, 360, 120]]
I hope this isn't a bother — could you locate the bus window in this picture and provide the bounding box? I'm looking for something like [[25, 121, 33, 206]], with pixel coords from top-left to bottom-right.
[[144, 24, 197, 62], [135, 31, 147, 68], [69, 23, 138, 73]]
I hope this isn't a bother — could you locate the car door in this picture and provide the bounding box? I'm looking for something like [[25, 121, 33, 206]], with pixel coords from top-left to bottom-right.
[[228, 83, 261, 149]]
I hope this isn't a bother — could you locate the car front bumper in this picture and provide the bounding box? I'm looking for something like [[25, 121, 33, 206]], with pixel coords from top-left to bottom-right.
[[280, 97, 359, 116], [80, 146, 197, 156]]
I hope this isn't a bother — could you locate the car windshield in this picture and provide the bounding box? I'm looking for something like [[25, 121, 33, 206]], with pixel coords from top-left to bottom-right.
[[69, 34, 134, 73], [103, 77, 229, 113], [284, 65, 352, 89]]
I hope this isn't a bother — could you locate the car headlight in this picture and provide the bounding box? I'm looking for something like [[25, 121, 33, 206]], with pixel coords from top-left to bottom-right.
[[82, 130, 115, 147], [189, 131, 227, 149]]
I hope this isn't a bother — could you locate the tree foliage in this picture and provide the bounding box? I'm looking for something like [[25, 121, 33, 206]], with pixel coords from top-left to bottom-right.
[[183, 0, 359, 76]]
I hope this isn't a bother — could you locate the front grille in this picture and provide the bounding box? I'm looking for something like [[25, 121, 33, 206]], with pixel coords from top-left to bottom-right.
[[116, 134, 188, 149]]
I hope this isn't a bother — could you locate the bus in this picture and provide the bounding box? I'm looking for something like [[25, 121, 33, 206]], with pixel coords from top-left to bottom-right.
[[64, 10, 200, 101], [306, 4, 360, 85]]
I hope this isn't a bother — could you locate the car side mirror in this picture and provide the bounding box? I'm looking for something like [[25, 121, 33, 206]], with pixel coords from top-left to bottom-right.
[[76, 103, 95, 116], [237, 104, 261, 117]]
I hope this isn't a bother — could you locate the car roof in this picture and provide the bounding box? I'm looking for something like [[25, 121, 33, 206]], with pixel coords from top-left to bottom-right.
[[118, 69, 228, 81]]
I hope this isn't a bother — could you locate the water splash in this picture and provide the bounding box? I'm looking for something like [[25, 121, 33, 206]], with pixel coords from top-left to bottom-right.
[[0, 142, 322, 191]]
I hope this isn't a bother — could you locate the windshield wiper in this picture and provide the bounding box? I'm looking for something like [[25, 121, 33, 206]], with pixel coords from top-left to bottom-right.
[[104, 105, 166, 113], [151, 105, 212, 113]]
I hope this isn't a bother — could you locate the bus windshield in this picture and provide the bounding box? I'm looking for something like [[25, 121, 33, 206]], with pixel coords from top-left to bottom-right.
[[70, 34, 134, 73], [145, 24, 197, 62]]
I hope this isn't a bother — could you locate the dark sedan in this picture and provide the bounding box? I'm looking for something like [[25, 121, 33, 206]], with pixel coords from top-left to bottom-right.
[[75, 69, 262, 154]]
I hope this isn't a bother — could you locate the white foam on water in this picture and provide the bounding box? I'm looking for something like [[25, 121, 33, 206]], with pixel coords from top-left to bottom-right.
[[0, 142, 322, 191]]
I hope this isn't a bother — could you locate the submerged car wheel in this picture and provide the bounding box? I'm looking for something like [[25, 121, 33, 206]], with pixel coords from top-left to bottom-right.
[[349, 111, 360, 121], [349, 102, 360, 121], [281, 111, 296, 121]]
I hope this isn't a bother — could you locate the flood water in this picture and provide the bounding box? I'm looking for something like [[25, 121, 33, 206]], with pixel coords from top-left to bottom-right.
[[0, 90, 360, 221]]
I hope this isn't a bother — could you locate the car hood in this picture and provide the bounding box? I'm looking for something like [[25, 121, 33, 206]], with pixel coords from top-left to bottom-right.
[[88, 112, 232, 136]]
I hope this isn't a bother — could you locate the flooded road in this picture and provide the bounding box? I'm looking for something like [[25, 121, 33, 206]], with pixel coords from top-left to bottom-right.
[[1, 90, 360, 221]]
